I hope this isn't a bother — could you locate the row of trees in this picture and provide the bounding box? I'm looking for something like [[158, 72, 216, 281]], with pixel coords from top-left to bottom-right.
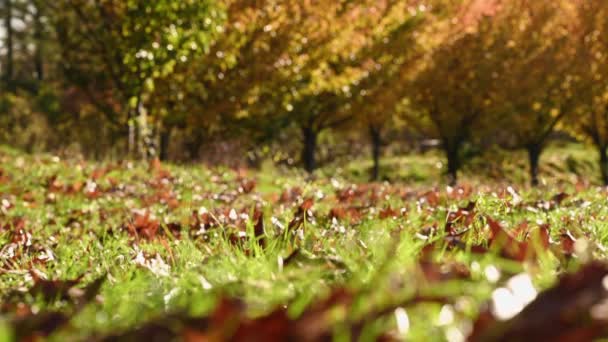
[[2, 0, 608, 185]]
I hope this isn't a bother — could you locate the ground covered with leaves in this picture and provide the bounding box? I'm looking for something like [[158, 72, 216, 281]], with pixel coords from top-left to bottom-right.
[[2, 146, 608, 341]]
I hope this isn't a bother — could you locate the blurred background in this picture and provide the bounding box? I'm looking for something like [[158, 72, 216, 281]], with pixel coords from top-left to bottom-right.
[[0, 0, 606, 185]]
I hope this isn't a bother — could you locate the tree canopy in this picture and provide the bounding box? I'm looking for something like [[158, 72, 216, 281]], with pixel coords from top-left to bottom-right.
[[1, 0, 607, 185]]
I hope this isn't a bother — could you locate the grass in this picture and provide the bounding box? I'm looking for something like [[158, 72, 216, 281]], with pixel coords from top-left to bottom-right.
[[339, 142, 599, 185], [0, 143, 607, 341]]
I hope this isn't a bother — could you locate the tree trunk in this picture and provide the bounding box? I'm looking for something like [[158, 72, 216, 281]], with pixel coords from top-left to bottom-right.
[[4, 0, 14, 88], [33, 1, 44, 81], [127, 117, 135, 158], [186, 129, 203, 160], [127, 94, 144, 159], [159, 125, 172, 161], [526, 144, 542, 187], [369, 124, 382, 181], [302, 126, 317, 173], [599, 145, 608, 186], [109, 127, 123, 160], [136, 103, 151, 160], [444, 141, 460, 186]]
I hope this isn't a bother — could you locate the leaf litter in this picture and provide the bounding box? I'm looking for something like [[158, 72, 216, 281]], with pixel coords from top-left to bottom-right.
[[1, 152, 608, 340]]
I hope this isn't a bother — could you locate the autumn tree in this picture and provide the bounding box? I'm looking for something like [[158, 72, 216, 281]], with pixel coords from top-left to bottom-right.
[[409, 0, 578, 186], [243, 1, 360, 173], [235, 1, 429, 173], [344, 2, 433, 181], [489, 0, 579, 186], [408, 0, 502, 185], [566, 0, 608, 185], [234, 0, 442, 173], [161, 0, 298, 160], [49, 0, 223, 159]]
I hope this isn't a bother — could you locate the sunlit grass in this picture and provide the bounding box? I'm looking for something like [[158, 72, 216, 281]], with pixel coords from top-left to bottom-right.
[[0, 144, 607, 340]]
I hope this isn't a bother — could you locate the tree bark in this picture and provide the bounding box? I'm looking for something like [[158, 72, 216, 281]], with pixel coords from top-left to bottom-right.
[[369, 124, 382, 181], [302, 125, 317, 173], [33, 0, 44, 81], [127, 116, 135, 158], [159, 125, 172, 161], [127, 93, 144, 159], [526, 144, 542, 187], [443, 140, 460, 186], [4, 0, 14, 88], [599, 145, 608, 186], [185, 129, 203, 161], [136, 103, 149, 160]]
